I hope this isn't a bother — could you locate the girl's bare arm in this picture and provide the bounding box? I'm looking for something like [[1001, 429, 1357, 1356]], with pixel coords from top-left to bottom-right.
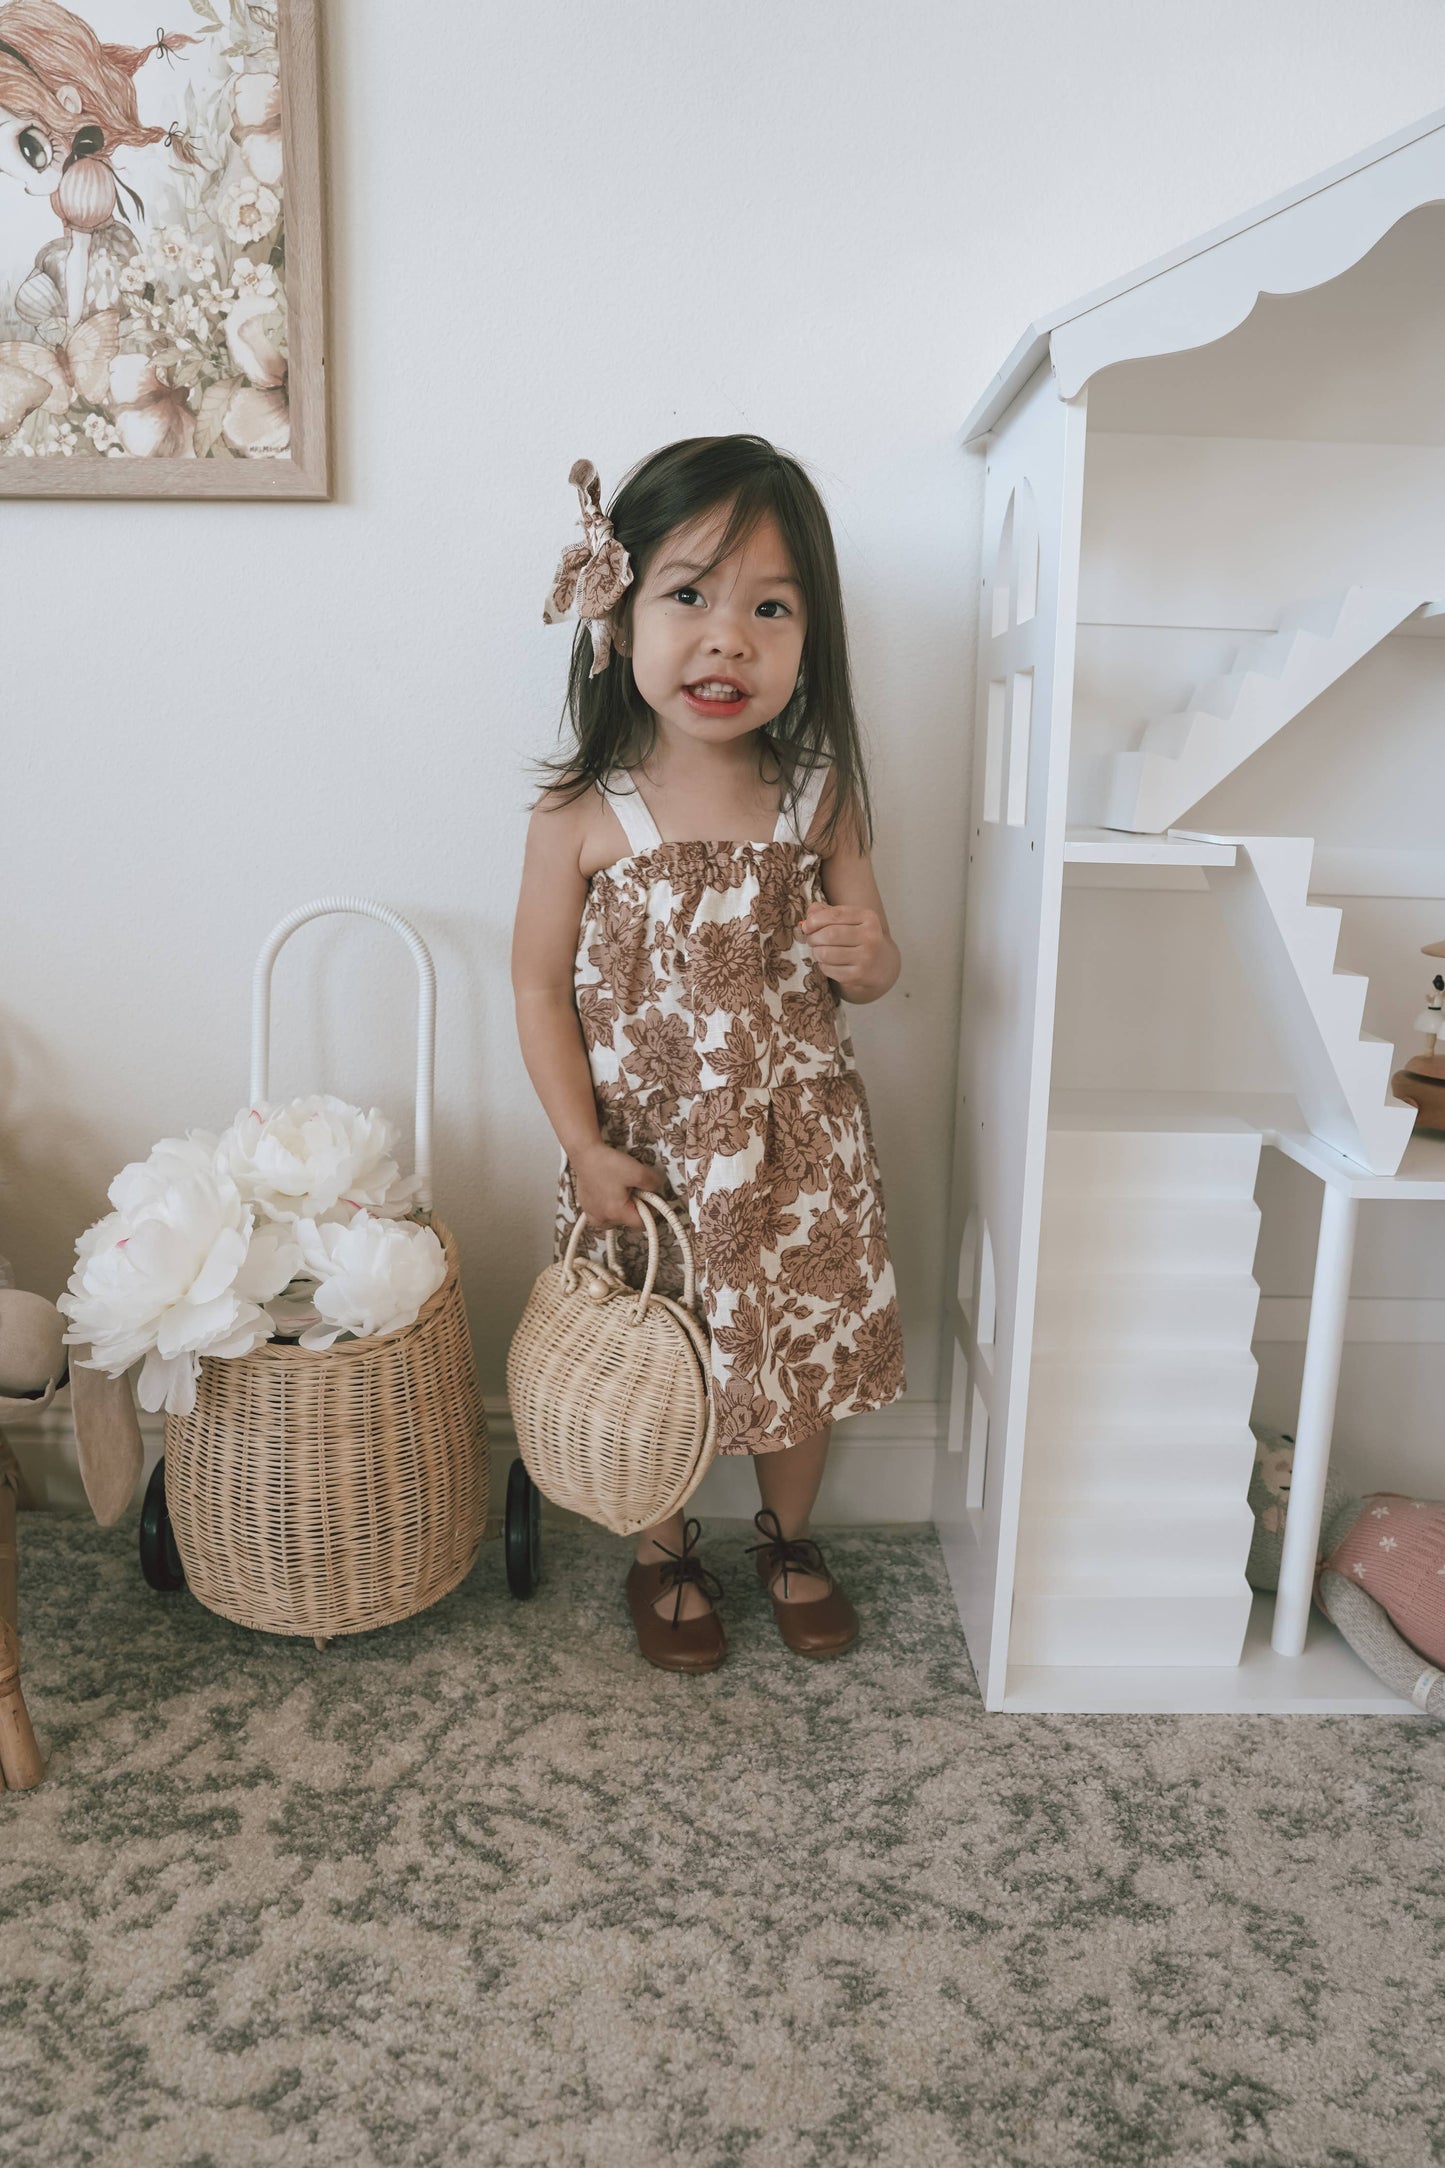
[[511, 793, 664, 1229], [511, 794, 600, 1160], [798, 783, 901, 1005]]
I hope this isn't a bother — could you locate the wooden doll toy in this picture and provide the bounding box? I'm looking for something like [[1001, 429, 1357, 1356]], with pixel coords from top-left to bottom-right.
[[1391, 938, 1445, 1135], [0, 1270, 143, 1790]]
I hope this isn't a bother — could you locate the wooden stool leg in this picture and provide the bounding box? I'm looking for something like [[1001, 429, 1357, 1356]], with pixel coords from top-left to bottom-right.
[[0, 1620, 44, 1790], [0, 1450, 18, 1640]]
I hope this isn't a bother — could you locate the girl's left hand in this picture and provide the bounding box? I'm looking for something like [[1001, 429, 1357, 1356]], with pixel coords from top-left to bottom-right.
[[798, 901, 887, 1000]]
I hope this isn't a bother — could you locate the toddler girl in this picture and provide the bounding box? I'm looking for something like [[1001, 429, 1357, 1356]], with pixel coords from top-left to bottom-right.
[[512, 434, 906, 1672]]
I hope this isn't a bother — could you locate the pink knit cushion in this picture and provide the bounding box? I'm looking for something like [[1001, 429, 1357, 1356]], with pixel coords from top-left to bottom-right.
[[1321, 1495, 1445, 1667]]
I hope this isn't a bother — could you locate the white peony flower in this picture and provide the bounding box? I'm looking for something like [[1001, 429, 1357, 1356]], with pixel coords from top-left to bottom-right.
[[216, 1095, 422, 1228], [106, 1128, 220, 1219], [290, 1213, 446, 1351], [58, 1153, 302, 1418]]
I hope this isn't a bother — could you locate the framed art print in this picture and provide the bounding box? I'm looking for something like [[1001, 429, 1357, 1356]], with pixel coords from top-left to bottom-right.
[[0, 0, 326, 497]]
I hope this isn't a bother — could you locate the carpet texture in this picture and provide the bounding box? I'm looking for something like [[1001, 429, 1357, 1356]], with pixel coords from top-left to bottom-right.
[[3, 1512, 1444, 2168]]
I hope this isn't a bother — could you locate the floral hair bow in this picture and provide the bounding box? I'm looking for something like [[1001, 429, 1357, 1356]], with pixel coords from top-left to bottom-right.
[[543, 458, 634, 676]]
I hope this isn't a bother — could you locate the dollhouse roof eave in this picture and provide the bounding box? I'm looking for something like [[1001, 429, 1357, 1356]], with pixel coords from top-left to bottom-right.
[[960, 102, 1445, 443]]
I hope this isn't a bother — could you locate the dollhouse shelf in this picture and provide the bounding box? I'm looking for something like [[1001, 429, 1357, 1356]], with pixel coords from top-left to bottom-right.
[[1003, 1592, 1420, 1714], [1063, 828, 1238, 866], [1050, 1089, 1445, 1200]]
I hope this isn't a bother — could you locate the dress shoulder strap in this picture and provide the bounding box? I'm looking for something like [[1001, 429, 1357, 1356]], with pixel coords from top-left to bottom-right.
[[599, 770, 663, 853], [775, 760, 833, 849]]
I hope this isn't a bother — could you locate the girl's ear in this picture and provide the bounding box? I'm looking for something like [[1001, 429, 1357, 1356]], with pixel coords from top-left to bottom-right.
[[56, 84, 83, 115]]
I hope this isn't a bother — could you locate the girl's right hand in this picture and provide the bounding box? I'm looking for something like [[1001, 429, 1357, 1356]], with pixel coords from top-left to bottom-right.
[[571, 1142, 668, 1230]]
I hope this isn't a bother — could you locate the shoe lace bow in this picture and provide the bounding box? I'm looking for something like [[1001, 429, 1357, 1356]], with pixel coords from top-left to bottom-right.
[[652, 1516, 724, 1628], [745, 1508, 829, 1598]]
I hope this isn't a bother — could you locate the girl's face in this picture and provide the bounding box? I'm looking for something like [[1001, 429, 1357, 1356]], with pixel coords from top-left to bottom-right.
[[0, 106, 61, 194], [623, 504, 807, 743]]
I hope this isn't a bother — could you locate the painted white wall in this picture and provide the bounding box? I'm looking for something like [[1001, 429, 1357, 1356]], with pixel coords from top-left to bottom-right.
[[7, 0, 1445, 1499]]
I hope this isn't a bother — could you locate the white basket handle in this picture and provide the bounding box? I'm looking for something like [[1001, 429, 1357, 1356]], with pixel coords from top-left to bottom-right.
[[250, 897, 437, 1214]]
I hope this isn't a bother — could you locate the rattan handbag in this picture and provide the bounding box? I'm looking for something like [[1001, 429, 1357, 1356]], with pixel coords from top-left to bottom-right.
[[507, 1191, 715, 1537], [160, 898, 488, 1644]]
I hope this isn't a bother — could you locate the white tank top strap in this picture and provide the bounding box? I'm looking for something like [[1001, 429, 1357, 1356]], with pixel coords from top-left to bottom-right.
[[775, 760, 833, 848], [599, 769, 663, 852]]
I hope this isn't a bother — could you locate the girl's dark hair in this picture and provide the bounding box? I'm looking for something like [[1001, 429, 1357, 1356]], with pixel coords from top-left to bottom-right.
[[536, 433, 872, 851]]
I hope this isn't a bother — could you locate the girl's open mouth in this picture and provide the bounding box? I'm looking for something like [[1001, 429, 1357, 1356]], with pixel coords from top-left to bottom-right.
[[683, 680, 751, 715]]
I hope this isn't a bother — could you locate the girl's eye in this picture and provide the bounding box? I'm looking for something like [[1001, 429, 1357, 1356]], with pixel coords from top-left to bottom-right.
[[756, 600, 792, 619], [18, 127, 50, 172], [671, 586, 702, 605]]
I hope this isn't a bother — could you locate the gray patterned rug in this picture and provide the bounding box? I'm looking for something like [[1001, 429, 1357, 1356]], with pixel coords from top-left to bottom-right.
[[3, 1512, 1443, 2168]]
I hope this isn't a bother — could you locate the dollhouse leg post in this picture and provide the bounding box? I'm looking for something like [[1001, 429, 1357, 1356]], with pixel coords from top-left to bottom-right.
[[0, 1619, 44, 1790], [1271, 1182, 1358, 1658], [0, 1447, 18, 1639]]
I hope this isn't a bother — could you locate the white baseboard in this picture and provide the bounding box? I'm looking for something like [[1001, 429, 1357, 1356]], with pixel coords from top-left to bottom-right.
[[4, 1395, 942, 1527]]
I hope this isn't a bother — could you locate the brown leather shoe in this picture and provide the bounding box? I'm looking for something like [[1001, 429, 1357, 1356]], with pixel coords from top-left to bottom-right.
[[746, 1508, 858, 1657], [624, 1517, 726, 1673]]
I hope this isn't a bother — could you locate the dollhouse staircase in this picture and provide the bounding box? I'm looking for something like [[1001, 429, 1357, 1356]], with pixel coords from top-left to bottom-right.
[[1012, 1122, 1263, 1666], [1103, 586, 1435, 834], [1181, 832, 1417, 1176]]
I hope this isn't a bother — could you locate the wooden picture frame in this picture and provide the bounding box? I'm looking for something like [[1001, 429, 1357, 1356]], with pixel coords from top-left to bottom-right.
[[0, 0, 327, 498]]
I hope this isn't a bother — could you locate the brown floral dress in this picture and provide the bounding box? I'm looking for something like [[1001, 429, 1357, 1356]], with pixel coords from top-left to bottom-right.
[[554, 763, 906, 1456]]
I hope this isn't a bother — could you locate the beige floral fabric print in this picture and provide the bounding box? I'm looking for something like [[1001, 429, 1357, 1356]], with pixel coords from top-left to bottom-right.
[[554, 797, 906, 1457]]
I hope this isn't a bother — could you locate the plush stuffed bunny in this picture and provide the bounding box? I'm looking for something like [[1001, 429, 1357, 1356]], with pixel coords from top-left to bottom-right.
[[0, 1254, 143, 1789], [1247, 1424, 1445, 1718]]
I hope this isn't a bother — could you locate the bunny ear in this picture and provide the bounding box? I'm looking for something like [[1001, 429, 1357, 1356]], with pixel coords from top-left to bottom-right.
[[68, 1355, 144, 1529], [567, 457, 598, 494]]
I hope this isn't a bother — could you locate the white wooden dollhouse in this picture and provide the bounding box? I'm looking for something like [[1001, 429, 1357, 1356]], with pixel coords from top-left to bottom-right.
[[942, 106, 1445, 1715]]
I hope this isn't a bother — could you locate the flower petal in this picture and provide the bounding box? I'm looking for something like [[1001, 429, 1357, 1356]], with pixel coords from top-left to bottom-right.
[[220, 383, 289, 455], [138, 1347, 199, 1417], [239, 129, 283, 187], [188, 1223, 250, 1307]]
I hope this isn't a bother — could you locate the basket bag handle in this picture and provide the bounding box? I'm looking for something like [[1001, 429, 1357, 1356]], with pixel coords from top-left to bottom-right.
[[250, 897, 437, 1215], [560, 1190, 697, 1326]]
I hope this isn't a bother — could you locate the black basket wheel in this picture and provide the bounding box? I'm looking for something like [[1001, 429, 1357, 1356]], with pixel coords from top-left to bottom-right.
[[139, 1457, 186, 1592], [505, 1456, 542, 1598]]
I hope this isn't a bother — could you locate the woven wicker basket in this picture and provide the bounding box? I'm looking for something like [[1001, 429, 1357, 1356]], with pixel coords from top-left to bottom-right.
[[162, 898, 488, 1641], [507, 1191, 715, 1537]]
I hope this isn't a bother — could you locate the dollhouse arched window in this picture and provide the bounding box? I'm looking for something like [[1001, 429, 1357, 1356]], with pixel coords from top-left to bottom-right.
[[957, 1209, 979, 1317], [984, 483, 1040, 825], [956, 1210, 997, 1346], [989, 483, 1040, 638], [967, 1383, 989, 1508], [977, 1224, 997, 1347]]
